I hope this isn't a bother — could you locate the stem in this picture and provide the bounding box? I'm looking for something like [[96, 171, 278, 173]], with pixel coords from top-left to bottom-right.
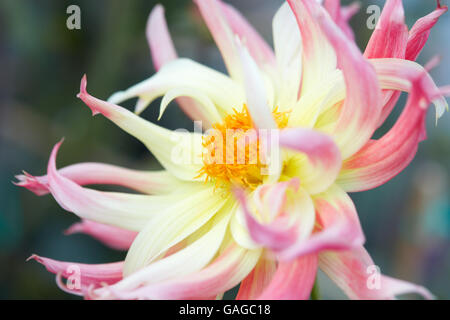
[[310, 277, 321, 300]]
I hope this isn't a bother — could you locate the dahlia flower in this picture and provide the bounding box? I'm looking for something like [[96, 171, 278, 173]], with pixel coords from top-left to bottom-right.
[[16, 0, 449, 300]]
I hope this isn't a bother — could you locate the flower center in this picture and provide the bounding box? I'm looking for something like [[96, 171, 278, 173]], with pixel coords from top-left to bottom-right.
[[198, 105, 289, 189]]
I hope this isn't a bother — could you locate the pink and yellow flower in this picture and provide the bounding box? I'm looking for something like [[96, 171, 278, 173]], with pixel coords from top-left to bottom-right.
[[16, 0, 449, 299]]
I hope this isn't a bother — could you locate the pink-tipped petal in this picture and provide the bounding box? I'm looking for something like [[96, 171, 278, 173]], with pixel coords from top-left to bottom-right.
[[146, 5, 212, 125], [194, 0, 242, 81], [279, 128, 342, 194], [257, 254, 318, 300], [97, 245, 261, 300], [15, 163, 178, 196], [287, 0, 337, 95], [338, 59, 449, 192], [29, 254, 123, 294], [363, 0, 408, 127], [315, 1, 382, 159], [277, 184, 365, 260], [65, 220, 137, 250], [234, 188, 298, 251], [405, 3, 448, 61], [45, 141, 180, 231], [319, 247, 434, 299], [219, 2, 276, 72], [236, 257, 276, 300], [324, 0, 359, 40], [78, 75, 203, 181], [364, 0, 408, 59], [147, 5, 177, 71]]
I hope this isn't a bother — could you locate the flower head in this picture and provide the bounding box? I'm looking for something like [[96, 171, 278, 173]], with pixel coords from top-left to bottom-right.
[[17, 0, 449, 299]]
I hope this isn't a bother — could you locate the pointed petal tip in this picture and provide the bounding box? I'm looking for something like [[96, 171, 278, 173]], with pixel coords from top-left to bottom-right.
[[77, 74, 87, 98], [48, 140, 64, 175], [437, 0, 448, 10], [26, 254, 41, 263], [64, 222, 83, 235], [77, 75, 101, 116], [12, 172, 49, 195]]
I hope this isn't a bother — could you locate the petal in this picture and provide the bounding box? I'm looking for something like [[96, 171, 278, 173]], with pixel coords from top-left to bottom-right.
[[108, 58, 244, 117], [146, 5, 213, 124], [235, 39, 276, 130], [236, 255, 277, 300], [257, 253, 318, 300], [194, 0, 242, 81], [105, 245, 261, 300], [337, 59, 449, 192], [324, 0, 360, 40], [158, 87, 222, 123], [219, 1, 276, 72], [146, 4, 177, 70], [97, 208, 232, 297], [287, 0, 337, 96], [364, 0, 408, 59], [45, 141, 199, 231], [272, 2, 302, 108], [314, 2, 382, 159], [28, 254, 123, 295], [65, 220, 137, 251], [405, 3, 448, 61], [78, 75, 204, 181], [372, 58, 448, 119], [15, 163, 180, 196], [319, 246, 434, 299], [122, 189, 230, 276], [277, 184, 365, 260], [279, 128, 342, 194], [234, 189, 296, 251], [234, 181, 315, 252], [363, 0, 408, 128]]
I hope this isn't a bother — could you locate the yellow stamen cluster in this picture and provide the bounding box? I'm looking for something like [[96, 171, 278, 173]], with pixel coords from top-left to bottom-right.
[[198, 105, 289, 189]]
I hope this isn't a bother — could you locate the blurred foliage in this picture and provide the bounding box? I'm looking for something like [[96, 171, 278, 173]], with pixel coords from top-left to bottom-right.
[[0, 0, 449, 299]]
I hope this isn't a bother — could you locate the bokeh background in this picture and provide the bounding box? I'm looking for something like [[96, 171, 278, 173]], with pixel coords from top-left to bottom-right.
[[0, 0, 449, 299]]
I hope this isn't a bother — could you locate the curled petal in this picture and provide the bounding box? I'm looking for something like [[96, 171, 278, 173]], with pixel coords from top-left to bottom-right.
[[315, 2, 382, 159], [234, 187, 299, 251], [28, 254, 123, 294], [147, 5, 211, 124], [45, 141, 193, 231], [103, 245, 261, 300], [278, 184, 365, 261], [15, 163, 179, 196], [98, 209, 231, 296], [338, 59, 449, 192], [65, 220, 137, 251], [319, 247, 434, 299], [406, 3, 448, 61], [279, 128, 342, 194], [78, 75, 204, 181], [257, 254, 318, 300], [108, 59, 243, 117]]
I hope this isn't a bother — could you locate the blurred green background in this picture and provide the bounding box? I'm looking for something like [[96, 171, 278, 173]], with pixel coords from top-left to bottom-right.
[[0, 0, 449, 299]]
